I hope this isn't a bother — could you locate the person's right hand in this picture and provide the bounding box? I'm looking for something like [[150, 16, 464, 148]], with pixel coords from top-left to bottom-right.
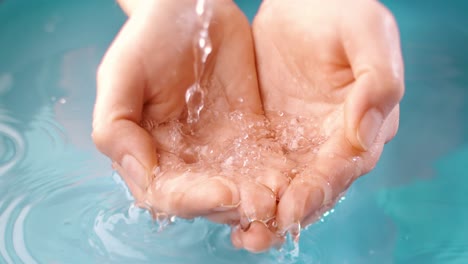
[[92, 0, 288, 251]]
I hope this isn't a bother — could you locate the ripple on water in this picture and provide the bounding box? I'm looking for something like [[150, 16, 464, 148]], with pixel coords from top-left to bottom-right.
[[0, 114, 25, 177], [0, 197, 21, 264]]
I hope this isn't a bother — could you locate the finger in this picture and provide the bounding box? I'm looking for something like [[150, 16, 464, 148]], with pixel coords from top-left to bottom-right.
[[231, 222, 283, 253], [232, 180, 278, 253], [341, 2, 404, 151], [146, 171, 240, 219], [277, 125, 390, 234], [93, 0, 201, 195], [276, 174, 331, 236], [116, 0, 139, 16], [255, 168, 290, 199], [207, 0, 264, 114], [93, 22, 157, 195], [113, 162, 147, 202], [384, 105, 400, 144]]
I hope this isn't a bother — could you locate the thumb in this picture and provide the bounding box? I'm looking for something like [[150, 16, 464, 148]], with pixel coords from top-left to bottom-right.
[[341, 3, 404, 151], [344, 71, 403, 151], [92, 36, 157, 200], [93, 119, 158, 200]]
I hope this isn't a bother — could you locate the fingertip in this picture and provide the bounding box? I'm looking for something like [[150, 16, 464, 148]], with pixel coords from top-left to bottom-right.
[[277, 177, 326, 235], [113, 161, 147, 202], [92, 119, 158, 194], [236, 222, 279, 253], [344, 74, 396, 152]]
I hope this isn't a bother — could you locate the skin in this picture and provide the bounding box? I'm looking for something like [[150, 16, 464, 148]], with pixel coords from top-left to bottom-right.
[[93, 0, 404, 253]]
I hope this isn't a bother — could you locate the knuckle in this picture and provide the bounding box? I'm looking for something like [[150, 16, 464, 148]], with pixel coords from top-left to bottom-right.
[[371, 66, 404, 106], [91, 124, 111, 150]]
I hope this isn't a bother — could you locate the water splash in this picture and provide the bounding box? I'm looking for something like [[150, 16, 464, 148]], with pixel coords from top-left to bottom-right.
[[274, 232, 300, 264]]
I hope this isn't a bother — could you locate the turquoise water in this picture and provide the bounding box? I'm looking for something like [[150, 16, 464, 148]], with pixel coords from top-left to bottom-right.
[[0, 0, 467, 263]]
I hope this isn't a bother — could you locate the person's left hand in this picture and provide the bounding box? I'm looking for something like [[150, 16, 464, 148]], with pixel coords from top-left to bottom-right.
[[230, 0, 404, 250]]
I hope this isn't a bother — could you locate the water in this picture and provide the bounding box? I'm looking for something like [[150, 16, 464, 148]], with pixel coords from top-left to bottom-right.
[[0, 0, 468, 263], [185, 0, 212, 125]]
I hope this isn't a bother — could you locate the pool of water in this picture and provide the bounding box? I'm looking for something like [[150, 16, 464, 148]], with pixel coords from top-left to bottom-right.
[[1, 0, 467, 263]]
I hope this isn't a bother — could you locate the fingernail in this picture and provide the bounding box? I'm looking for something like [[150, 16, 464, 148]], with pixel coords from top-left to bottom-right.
[[121, 155, 148, 190], [357, 108, 383, 151], [212, 201, 241, 212]]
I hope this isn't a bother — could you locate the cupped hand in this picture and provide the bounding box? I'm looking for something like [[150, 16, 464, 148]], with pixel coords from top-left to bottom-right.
[[250, 0, 404, 240], [92, 0, 289, 252], [93, 0, 405, 254]]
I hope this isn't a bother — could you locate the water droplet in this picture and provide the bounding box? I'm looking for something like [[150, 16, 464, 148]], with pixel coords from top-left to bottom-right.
[[338, 196, 346, 203], [195, 0, 206, 16], [170, 215, 177, 223]]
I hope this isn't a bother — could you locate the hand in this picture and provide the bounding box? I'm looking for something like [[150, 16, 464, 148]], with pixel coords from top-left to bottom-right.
[[92, 0, 288, 252], [93, 0, 405, 253], [249, 0, 404, 241]]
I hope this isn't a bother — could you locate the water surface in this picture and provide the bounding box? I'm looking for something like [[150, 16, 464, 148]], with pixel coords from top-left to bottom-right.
[[0, 0, 467, 263]]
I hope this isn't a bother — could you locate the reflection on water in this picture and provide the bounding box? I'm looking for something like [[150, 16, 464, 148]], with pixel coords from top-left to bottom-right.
[[0, 0, 467, 263]]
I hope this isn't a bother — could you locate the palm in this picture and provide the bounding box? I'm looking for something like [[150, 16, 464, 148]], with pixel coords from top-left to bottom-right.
[[254, 1, 369, 190]]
